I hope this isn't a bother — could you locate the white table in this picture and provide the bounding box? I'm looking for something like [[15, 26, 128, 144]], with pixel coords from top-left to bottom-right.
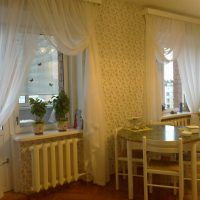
[[118, 125, 200, 200]]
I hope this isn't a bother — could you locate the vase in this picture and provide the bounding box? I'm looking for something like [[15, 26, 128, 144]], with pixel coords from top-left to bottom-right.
[[33, 122, 44, 135], [57, 120, 68, 131]]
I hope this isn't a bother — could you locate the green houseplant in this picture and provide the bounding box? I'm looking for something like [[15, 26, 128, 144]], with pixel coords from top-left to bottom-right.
[[29, 98, 48, 134], [52, 90, 70, 131]]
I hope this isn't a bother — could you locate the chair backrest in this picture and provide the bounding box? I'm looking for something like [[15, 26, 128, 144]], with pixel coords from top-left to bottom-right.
[[143, 136, 183, 167], [143, 137, 182, 153]]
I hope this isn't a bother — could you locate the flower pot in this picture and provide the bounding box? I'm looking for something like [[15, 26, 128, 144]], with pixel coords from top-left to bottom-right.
[[33, 122, 44, 135], [57, 120, 68, 131]]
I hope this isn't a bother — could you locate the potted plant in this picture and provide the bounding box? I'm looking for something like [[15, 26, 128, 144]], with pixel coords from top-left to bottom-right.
[[29, 97, 48, 135], [51, 90, 70, 131]]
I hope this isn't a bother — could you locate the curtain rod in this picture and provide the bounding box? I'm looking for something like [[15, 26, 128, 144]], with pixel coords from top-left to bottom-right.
[[143, 8, 200, 25]]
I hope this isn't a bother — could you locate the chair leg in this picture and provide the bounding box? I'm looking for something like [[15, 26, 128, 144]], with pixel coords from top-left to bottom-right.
[[115, 173, 119, 190], [173, 176, 177, 195], [115, 159, 119, 190], [133, 164, 137, 176], [144, 173, 148, 200], [149, 174, 152, 193], [122, 162, 126, 179], [179, 174, 184, 200], [115, 134, 119, 190]]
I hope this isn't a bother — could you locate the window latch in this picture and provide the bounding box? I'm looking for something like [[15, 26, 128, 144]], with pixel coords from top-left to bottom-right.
[[16, 116, 19, 125]]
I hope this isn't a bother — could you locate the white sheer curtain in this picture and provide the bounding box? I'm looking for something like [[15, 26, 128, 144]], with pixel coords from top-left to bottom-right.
[[145, 15, 184, 122], [30, 0, 108, 185], [0, 0, 37, 126], [178, 23, 200, 125], [21, 36, 59, 96], [150, 15, 185, 62], [30, 0, 93, 55], [0, 0, 38, 197], [145, 15, 162, 123], [145, 14, 200, 125]]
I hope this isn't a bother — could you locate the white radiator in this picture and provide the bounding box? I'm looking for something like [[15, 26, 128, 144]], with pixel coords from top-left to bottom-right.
[[29, 138, 84, 192], [161, 115, 191, 126], [173, 118, 189, 126]]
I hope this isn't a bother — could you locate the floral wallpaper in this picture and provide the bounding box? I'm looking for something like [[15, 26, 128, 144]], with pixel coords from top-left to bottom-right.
[[95, 0, 145, 173]]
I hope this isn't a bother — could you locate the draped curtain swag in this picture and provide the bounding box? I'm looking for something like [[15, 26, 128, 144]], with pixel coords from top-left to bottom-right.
[[0, 1, 38, 197], [145, 14, 200, 125], [178, 23, 200, 125], [0, 0, 108, 186], [0, 0, 37, 126]]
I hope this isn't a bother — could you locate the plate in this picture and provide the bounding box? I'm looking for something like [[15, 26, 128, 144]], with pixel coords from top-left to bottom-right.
[[186, 125, 199, 129]]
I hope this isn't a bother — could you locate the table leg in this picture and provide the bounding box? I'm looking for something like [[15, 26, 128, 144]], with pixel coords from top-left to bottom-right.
[[191, 142, 197, 200], [127, 141, 133, 199]]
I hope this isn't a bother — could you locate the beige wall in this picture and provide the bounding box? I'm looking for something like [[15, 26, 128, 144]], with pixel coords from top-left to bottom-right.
[[95, 0, 145, 171]]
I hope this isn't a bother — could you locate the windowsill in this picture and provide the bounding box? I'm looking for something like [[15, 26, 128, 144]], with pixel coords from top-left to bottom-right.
[[20, 120, 56, 127], [161, 112, 191, 120], [17, 121, 58, 134], [13, 128, 83, 142], [20, 119, 35, 127], [19, 104, 53, 111]]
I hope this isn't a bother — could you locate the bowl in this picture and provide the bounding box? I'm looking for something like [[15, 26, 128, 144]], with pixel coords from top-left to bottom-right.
[[128, 117, 143, 127]]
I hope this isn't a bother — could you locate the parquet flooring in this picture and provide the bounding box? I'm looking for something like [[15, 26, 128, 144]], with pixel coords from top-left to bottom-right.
[[1, 176, 197, 200]]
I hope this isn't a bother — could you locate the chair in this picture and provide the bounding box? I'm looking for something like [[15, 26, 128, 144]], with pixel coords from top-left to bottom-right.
[[143, 136, 184, 200], [115, 127, 143, 190], [168, 119, 200, 195], [183, 141, 200, 193]]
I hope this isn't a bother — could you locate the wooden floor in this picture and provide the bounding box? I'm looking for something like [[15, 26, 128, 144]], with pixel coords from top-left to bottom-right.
[[1, 176, 197, 200]]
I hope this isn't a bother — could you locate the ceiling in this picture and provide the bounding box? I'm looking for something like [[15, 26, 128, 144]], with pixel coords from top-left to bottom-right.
[[130, 0, 200, 19]]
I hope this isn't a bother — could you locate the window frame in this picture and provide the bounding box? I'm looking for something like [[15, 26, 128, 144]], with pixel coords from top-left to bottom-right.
[[15, 50, 85, 134], [162, 59, 187, 115], [17, 46, 64, 132]]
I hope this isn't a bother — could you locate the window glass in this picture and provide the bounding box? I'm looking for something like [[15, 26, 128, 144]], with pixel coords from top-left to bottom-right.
[[164, 61, 174, 109], [163, 58, 186, 112], [17, 41, 85, 131], [20, 36, 59, 102], [19, 36, 60, 126]]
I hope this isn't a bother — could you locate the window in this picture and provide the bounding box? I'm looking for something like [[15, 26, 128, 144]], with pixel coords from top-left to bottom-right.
[[17, 35, 85, 131], [162, 59, 186, 112], [18, 36, 62, 127], [164, 61, 174, 109]]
